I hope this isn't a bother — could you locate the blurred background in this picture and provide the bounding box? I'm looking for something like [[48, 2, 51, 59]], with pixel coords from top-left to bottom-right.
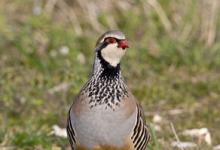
[[0, 0, 220, 149]]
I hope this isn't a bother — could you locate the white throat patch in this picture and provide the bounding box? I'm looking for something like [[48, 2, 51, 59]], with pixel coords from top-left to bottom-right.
[[101, 43, 126, 67]]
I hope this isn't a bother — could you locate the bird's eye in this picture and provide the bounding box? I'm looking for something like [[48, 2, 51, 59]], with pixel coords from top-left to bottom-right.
[[105, 37, 117, 44]]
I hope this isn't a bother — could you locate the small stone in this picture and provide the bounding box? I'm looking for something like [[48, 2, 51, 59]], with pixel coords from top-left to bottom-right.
[[152, 114, 163, 124], [182, 128, 212, 145], [213, 144, 220, 150], [59, 46, 69, 55], [51, 125, 67, 138], [171, 141, 197, 148], [77, 53, 86, 64]]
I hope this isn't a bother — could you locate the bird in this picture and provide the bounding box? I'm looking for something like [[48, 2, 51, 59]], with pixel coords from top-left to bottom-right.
[[67, 30, 150, 150]]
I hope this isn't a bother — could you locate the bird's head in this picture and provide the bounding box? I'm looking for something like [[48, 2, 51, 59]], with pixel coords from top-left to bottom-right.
[[95, 30, 129, 67]]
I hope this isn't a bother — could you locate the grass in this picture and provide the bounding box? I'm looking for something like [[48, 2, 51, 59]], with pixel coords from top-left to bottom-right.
[[0, 0, 220, 149]]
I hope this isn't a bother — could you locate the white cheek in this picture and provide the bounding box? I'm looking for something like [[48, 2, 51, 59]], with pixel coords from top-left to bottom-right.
[[101, 44, 126, 67]]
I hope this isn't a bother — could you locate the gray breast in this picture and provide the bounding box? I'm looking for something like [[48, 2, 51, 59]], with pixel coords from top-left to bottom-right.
[[70, 105, 137, 149]]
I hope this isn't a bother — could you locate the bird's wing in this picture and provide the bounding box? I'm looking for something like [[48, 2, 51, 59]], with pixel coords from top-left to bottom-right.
[[67, 92, 89, 150]]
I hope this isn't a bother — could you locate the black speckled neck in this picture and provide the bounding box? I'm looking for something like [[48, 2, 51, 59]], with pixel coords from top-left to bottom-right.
[[82, 50, 128, 110]]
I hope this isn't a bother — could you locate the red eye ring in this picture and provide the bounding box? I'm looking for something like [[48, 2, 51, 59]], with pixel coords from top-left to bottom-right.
[[105, 37, 117, 44]]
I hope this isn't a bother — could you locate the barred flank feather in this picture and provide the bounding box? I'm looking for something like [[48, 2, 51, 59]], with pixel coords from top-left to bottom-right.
[[67, 110, 76, 150], [131, 106, 150, 150]]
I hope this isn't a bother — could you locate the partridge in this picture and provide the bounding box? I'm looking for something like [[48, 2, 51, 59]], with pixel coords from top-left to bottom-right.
[[67, 30, 150, 150]]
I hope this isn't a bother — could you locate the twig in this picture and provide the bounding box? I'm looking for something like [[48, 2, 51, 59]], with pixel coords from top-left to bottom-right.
[[48, 82, 72, 94], [85, 1, 105, 33], [44, 0, 58, 14], [170, 122, 185, 150], [147, 0, 172, 33], [207, 0, 219, 46], [57, 0, 83, 35]]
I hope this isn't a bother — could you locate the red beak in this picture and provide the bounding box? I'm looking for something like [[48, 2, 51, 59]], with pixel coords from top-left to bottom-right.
[[118, 39, 129, 49]]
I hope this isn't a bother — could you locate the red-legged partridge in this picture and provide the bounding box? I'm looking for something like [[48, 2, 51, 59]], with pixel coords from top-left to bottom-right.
[[67, 30, 150, 150]]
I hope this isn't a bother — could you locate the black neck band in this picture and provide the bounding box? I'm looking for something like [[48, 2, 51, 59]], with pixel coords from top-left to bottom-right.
[[97, 46, 120, 78]]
